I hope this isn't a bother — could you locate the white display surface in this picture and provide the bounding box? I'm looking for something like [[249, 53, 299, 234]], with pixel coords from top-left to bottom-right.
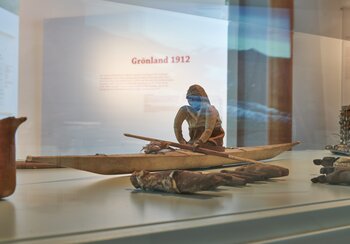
[[2, 151, 350, 243], [42, 3, 227, 155], [0, 7, 18, 118]]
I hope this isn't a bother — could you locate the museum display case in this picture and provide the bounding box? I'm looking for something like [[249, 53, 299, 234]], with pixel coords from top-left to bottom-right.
[[1, 0, 350, 243]]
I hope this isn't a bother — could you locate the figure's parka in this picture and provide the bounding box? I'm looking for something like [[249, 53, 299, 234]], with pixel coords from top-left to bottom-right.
[[174, 84, 225, 147]]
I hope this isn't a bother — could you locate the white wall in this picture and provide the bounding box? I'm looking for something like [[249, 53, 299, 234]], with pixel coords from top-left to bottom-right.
[[18, 0, 127, 159], [342, 9, 350, 105], [293, 0, 343, 149], [293, 33, 342, 149]]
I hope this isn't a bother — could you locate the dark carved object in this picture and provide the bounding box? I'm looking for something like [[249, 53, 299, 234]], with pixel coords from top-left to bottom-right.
[[130, 170, 246, 194], [130, 164, 290, 194], [230, 164, 289, 178], [0, 117, 27, 198], [311, 156, 350, 184], [207, 172, 247, 187], [221, 169, 268, 182], [311, 168, 350, 184], [313, 157, 339, 167]]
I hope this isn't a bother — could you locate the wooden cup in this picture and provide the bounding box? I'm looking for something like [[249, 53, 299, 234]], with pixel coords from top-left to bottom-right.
[[0, 117, 27, 198]]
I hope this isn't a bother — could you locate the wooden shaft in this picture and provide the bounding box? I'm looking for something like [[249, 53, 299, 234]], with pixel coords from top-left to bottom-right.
[[124, 133, 262, 164]]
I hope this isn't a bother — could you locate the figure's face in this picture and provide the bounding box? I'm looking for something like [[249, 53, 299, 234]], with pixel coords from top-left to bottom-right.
[[187, 95, 202, 111]]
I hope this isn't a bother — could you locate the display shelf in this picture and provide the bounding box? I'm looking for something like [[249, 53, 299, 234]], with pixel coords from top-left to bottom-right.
[[2, 150, 350, 243]]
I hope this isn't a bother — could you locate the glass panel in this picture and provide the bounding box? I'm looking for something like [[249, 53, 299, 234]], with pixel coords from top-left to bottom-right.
[[0, 0, 346, 156], [0, 5, 18, 118]]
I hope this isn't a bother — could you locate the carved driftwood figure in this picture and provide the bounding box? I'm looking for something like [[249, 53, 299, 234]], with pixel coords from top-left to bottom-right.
[[130, 170, 246, 194], [130, 164, 290, 194], [174, 84, 225, 147], [0, 117, 26, 198], [233, 164, 289, 178], [311, 156, 350, 184], [221, 164, 289, 182], [312, 168, 350, 184], [221, 169, 268, 182], [313, 157, 339, 168]]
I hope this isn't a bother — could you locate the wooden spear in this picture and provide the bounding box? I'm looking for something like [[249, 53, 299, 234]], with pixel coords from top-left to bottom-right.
[[124, 133, 263, 165]]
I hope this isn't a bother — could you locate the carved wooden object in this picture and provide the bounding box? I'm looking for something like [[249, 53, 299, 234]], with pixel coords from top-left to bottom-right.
[[311, 156, 350, 184], [312, 168, 350, 184], [0, 117, 26, 198], [233, 164, 289, 178], [131, 165, 290, 194], [130, 170, 247, 194]]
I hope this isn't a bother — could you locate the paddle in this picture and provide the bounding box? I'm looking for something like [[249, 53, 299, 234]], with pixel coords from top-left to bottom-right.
[[124, 133, 263, 165]]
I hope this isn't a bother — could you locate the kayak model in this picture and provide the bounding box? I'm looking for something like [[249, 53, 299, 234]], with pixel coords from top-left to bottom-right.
[[26, 142, 299, 175]]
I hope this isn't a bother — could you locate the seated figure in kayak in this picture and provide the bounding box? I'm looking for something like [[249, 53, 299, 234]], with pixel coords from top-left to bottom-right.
[[174, 84, 225, 147]]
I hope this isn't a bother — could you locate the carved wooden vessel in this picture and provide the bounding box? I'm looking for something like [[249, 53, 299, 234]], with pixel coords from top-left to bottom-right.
[[0, 117, 26, 198], [26, 142, 298, 175]]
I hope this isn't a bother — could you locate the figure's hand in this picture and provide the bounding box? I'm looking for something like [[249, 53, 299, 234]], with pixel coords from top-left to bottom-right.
[[192, 139, 203, 150], [179, 139, 187, 145]]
